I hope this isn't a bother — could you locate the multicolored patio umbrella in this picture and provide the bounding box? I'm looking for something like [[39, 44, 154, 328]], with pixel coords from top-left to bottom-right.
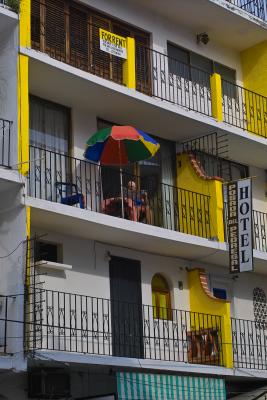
[[84, 125, 160, 165], [84, 125, 160, 218]]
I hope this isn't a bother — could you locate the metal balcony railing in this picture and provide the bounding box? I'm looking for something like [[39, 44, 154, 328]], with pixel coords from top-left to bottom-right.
[[222, 79, 267, 138], [26, 288, 224, 366], [0, 118, 12, 167], [224, 204, 267, 253], [225, 0, 267, 20], [135, 45, 212, 117], [28, 145, 212, 239], [253, 210, 267, 252], [231, 317, 267, 369], [0, 295, 21, 354]]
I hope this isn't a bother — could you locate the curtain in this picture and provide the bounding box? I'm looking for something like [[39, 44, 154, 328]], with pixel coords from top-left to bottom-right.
[[29, 96, 70, 202], [30, 96, 69, 154]]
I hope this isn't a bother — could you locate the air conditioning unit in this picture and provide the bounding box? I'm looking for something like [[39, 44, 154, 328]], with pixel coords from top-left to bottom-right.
[[28, 369, 70, 399]]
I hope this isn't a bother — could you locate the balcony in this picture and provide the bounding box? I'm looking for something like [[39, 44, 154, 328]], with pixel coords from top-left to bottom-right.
[[225, 0, 267, 21], [231, 317, 267, 370], [28, 145, 212, 240], [0, 118, 12, 168], [27, 288, 225, 367], [29, 0, 267, 143]]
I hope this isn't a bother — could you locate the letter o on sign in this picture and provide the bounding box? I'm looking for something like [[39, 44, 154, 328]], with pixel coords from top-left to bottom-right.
[[240, 202, 249, 215]]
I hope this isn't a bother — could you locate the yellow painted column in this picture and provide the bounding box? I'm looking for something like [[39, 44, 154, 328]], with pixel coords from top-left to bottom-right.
[[210, 73, 223, 122], [123, 37, 136, 90], [18, 0, 31, 175], [20, 0, 31, 48]]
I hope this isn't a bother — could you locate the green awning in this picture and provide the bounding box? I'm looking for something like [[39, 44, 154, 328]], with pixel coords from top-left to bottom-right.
[[117, 372, 226, 400]]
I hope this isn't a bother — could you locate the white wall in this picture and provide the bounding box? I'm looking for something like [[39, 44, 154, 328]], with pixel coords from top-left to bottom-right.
[[0, 23, 18, 166], [0, 184, 26, 359], [32, 225, 267, 323], [32, 227, 189, 311]]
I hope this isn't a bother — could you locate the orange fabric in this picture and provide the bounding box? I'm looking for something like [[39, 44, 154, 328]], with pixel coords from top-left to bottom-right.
[[111, 125, 140, 140]]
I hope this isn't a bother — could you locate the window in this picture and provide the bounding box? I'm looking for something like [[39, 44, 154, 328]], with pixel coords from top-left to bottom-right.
[[167, 43, 236, 96], [34, 241, 62, 263], [30, 96, 70, 155], [152, 274, 172, 320], [198, 152, 248, 181], [213, 288, 227, 300], [253, 287, 267, 329]]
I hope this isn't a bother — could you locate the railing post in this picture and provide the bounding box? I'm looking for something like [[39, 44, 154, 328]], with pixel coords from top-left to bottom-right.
[[123, 37, 136, 90], [210, 73, 223, 122], [4, 297, 8, 354]]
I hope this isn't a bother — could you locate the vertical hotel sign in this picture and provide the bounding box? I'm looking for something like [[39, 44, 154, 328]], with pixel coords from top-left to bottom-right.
[[99, 28, 127, 59], [227, 178, 253, 273]]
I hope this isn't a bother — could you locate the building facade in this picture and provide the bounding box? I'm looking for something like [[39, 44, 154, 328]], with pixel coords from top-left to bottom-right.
[[1, 0, 267, 398]]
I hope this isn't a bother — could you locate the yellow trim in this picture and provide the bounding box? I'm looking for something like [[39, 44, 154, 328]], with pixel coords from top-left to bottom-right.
[[18, 54, 29, 176], [210, 73, 223, 122], [188, 269, 233, 369], [20, 0, 31, 48], [123, 37, 136, 89], [177, 153, 225, 242]]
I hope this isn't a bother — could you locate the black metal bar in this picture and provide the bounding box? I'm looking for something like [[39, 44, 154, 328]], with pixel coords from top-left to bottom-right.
[[231, 316, 267, 370], [0, 118, 12, 168], [222, 78, 267, 138]]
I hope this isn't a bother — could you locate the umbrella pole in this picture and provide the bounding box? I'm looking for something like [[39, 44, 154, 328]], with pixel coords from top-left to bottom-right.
[[120, 167, 124, 219]]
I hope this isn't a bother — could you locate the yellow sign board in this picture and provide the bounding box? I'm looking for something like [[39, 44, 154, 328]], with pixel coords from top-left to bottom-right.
[[99, 28, 127, 59]]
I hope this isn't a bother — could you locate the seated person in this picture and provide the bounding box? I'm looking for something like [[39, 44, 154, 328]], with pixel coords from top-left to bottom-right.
[[139, 191, 152, 225], [125, 180, 152, 224]]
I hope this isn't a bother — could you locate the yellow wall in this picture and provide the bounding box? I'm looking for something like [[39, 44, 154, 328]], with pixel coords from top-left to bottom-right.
[[177, 153, 225, 242], [241, 41, 267, 137], [18, 0, 31, 175], [188, 269, 233, 368], [241, 41, 267, 96]]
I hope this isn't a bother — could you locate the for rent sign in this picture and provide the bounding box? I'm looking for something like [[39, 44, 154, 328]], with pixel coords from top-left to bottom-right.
[[227, 178, 253, 273], [99, 28, 127, 59]]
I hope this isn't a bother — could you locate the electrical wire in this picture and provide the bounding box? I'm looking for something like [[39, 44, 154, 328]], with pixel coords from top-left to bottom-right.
[[0, 240, 25, 259]]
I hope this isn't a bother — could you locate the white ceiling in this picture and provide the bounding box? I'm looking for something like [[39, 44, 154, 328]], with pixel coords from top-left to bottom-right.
[[131, 0, 267, 51]]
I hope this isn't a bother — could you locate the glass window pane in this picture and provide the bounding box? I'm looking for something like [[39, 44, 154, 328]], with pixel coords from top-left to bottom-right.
[[214, 62, 236, 83], [167, 44, 190, 78], [191, 52, 212, 74]]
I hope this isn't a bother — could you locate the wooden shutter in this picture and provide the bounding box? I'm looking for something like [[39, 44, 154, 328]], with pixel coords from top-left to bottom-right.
[[89, 14, 111, 80], [69, 6, 88, 71], [135, 34, 152, 95], [31, 0, 41, 50], [43, 0, 66, 62]]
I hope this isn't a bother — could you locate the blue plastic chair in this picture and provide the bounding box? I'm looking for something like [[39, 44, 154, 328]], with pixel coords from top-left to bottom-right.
[[56, 182, 85, 209]]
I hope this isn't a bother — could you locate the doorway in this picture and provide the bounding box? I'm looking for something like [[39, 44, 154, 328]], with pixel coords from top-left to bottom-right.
[[109, 256, 143, 358]]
